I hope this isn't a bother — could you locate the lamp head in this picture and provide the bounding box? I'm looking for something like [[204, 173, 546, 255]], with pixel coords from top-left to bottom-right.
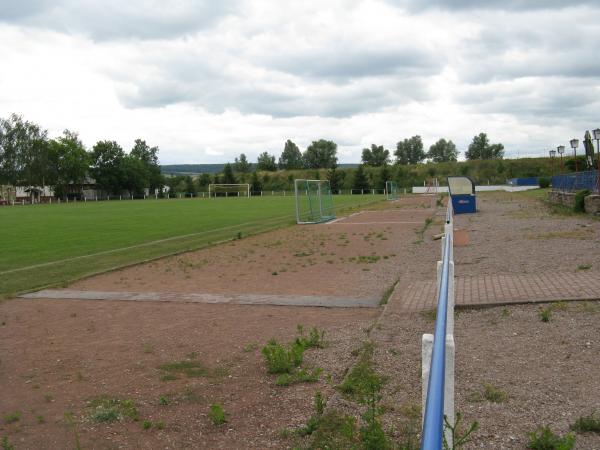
[[570, 139, 579, 149]]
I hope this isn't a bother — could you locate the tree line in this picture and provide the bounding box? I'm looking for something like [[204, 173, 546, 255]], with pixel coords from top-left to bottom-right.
[[0, 114, 163, 198]]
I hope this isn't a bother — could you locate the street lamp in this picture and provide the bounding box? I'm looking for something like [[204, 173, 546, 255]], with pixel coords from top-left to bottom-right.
[[549, 149, 556, 176], [557, 145, 565, 173], [570, 138, 579, 173], [593, 128, 600, 193]]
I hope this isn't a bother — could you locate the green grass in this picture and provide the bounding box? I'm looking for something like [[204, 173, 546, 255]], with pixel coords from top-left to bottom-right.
[[0, 195, 382, 296]]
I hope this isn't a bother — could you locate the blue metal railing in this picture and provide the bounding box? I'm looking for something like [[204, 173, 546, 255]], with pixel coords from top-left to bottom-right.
[[551, 170, 598, 193], [421, 200, 454, 450]]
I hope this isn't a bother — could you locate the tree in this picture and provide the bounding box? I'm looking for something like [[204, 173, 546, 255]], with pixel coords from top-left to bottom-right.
[[221, 163, 237, 183], [198, 173, 212, 191], [427, 138, 458, 163], [465, 133, 504, 160], [91, 140, 125, 194], [0, 114, 49, 196], [47, 130, 90, 198], [352, 164, 370, 191], [250, 171, 262, 194], [130, 139, 163, 191], [377, 164, 390, 190], [361, 144, 390, 166], [327, 164, 343, 193], [303, 139, 338, 169], [257, 151, 277, 171], [121, 154, 148, 196], [278, 140, 303, 170], [185, 175, 196, 194], [234, 153, 251, 173], [395, 136, 425, 165]]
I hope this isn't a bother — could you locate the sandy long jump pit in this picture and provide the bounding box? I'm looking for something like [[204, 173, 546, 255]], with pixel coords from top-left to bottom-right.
[[0, 195, 440, 449]]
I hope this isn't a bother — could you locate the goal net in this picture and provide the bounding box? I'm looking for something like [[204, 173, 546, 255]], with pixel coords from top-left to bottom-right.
[[385, 181, 399, 200], [208, 184, 250, 198], [294, 179, 336, 224], [424, 178, 439, 195]]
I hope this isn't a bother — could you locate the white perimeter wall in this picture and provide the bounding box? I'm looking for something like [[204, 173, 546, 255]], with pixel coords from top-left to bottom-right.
[[412, 185, 539, 194]]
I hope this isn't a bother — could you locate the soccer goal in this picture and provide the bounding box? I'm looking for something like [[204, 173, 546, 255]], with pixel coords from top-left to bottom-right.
[[385, 181, 399, 200], [208, 184, 250, 198], [294, 179, 336, 224]]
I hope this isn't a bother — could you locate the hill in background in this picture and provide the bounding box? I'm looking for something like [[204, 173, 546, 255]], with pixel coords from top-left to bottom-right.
[[161, 163, 360, 175]]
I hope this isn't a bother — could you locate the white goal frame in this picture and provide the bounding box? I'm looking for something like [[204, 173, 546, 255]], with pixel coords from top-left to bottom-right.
[[208, 184, 250, 198], [385, 181, 399, 200], [294, 179, 336, 224]]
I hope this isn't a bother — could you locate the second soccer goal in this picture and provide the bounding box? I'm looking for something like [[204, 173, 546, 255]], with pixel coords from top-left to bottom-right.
[[294, 179, 336, 224]]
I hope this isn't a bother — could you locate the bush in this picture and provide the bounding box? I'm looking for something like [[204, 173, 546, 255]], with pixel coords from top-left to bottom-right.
[[570, 411, 600, 433], [527, 425, 575, 449], [208, 403, 226, 425], [261, 339, 304, 374], [574, 189, 590, 213], [539, 177, 551, 188]]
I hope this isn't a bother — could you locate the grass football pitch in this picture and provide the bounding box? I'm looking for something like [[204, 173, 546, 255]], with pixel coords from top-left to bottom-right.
[[0, 194, 384, 297]]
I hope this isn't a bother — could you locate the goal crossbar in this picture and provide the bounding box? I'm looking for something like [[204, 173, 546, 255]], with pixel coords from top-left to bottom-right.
[[208, 184, 250, 198]]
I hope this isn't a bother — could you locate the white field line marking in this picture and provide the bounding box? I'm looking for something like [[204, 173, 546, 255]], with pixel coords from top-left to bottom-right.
[[1, 197, 379, 276], [330, 221, 423, 225]]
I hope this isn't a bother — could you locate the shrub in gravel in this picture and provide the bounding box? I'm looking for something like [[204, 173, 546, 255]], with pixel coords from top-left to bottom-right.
[[527, 425, 575, 450], [570, 411, 600, 433], [574, 189, 590, 213], [538, 307, 552, 322], [262, 339, 304, 374], [208, 403, 226, 425], [483, 383, 508, 403]]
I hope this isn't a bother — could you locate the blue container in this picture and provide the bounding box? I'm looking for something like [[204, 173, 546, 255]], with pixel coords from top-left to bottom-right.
[[447, 176, 476, 214], [451, 194, 476, 214]]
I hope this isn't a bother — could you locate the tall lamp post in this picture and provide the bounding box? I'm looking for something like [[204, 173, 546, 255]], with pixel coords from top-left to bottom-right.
[[557, 145, 565, 173], [593, 128, 600, 193], [570, 139, 579, 173], [549, 149, 556, 176]]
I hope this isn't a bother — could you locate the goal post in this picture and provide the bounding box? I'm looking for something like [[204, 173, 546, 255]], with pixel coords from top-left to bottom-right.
[[385, 181, 399, 200], [294, 179, 336, 224], [208, 184, 250, 198]]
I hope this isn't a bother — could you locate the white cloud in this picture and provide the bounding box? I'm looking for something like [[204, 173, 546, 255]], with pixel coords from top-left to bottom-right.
[[0, 0, 599, 164]]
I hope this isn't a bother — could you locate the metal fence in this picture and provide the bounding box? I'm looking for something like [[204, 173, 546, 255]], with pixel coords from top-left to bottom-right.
[[421, 199, 455, 449], [551, 170, 599, 193]]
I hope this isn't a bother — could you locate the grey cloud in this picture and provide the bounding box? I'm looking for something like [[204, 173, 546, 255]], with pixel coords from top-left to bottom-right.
[[396, 0, 600, 11], [0, 0, 237, 40]]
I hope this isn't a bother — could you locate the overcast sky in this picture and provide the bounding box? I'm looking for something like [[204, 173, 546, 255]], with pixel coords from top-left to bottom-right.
[[1, 0, 598, 164]]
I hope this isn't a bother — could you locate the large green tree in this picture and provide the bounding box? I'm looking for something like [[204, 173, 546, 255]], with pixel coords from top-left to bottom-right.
[[303, 139, 338, 169], [91, 140, 125, 194], [221, 163, 237, 183], [361, 144, 390, 166], [47, 130, 90, 197], [352, 164, 370, 190], [278, 140, 303, 170], [465, 133, 504, 160], [395, 136, 425, 165], [256, 151, 277, 171], [250, 171, 262, 194], [130, 139, 163, 191], [234, 153, 251, 173], [427, 138, 458, 163]]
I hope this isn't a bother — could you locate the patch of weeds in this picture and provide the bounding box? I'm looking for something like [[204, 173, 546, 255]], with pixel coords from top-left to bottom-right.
[[36, 415, 45, 424], [415, 217, 434, 243], [88, 396, 139, 423], [276, 367, 323, 386], [243, 342, 258, 353], [360, 385, 391, 450], [158, 395, 170, 406], [539, 306, 552, 322], [3, 412, 20, 424], [398, 403, 420, 449], [44, 394, 54, 402], [570, 411, 600, 433], [155, 421, 165, 430], [208, 403, 226, 425], [356, 255, 381, 264], [294, 251, 313, 257], [421, 309, 437, 322], [577, 264, 592, 271], [143, 343, 154, 354], [527, 425, 575, 449], [552, 301, 569, 311], [380, 280, 398, 306], [296, 325, 326, 349], [501, 307, 511, 317], [262, 339, 304, 374], [272, 271, 278, 276], [443, 412, 479, 450], [483, 383, 508, 403], [64, 411, 82, 450], [1, 436, 14, 450], [142, 420, 152, 430], [338, 341, 384, 403], [158, 358, 207, 379]]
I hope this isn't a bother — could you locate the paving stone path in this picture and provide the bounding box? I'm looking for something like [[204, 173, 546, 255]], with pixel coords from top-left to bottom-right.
[[395, 271, 600, 311]]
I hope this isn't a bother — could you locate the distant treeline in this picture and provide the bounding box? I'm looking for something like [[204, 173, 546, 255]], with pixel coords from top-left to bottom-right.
[[161, 163, 360, 175], [165, 157, 566, 195]]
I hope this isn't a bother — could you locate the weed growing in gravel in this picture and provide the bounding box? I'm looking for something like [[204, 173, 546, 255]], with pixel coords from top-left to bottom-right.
[[539, 307, 552, 322], [577, 264, 592, 271], [262, 339, 304, 373], [36, 415, 45, 424], [380, 280, 399, 306], [483, 384, 507, 403], [158, 358, 208, 379], [501, 307, 511, 317], [398, 403, 421, 449], [570, 411, 600, 433], [443, 413, 479, 450], [88, 396, 138, 423], [142, 420, 152, 430], [158, 395, 169, 406], [1, 436, 14, 450], [338, 341, 384, 403], [3, 412, 20, 424], [527, 425, 575, 449], [276, 368, 323, 386], [415, 217, 434, 243], [64, 412, 82, 450], [243, 342, 258, 352], [296, 325, 326, 349], [208, 403, 226, 425], [421, 309, 437, 322], [360, 385, 391, 449]]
